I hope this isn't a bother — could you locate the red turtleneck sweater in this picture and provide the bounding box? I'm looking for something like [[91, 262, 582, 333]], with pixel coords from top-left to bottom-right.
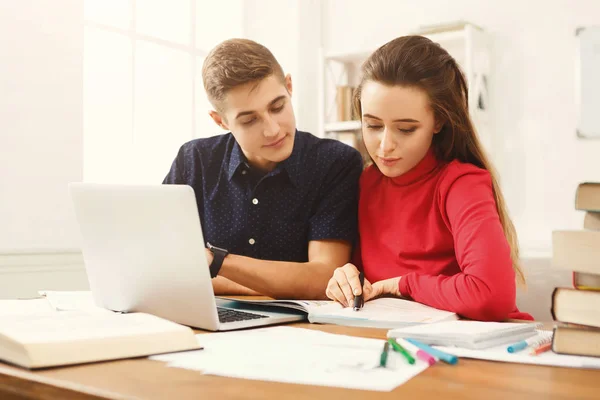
[[357, 149, 533, 321]]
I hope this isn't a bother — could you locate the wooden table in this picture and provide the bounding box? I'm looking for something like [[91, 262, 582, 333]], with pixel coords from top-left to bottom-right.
[[0, 322, 598, 400]]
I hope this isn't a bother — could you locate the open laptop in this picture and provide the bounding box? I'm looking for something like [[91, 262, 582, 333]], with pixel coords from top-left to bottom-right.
[[68, 183, 305, 331]]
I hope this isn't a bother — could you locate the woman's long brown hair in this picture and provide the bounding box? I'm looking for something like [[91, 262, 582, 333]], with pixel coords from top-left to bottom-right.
[[353, 35, 525, 284]]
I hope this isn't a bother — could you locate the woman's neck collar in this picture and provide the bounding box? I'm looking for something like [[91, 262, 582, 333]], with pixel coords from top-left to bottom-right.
[[387, 148, 439, 186]]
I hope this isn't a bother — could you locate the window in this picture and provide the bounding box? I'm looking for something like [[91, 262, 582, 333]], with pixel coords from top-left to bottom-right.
[[83, 0, 243, 183]]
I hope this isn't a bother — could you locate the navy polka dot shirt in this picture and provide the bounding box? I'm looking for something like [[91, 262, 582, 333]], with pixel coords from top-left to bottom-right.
[[163, 130, 363, 262]]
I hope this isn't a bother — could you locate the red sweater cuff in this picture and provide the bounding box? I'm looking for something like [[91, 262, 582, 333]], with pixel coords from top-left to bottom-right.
[[398, 275, 411, 298]]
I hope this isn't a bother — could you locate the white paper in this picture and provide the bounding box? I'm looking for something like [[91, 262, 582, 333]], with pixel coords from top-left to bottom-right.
[[152, 326, 429, 391], [0, 298, 55, 316], [435, 343, 600, 369], [39, 290, 113, 313]]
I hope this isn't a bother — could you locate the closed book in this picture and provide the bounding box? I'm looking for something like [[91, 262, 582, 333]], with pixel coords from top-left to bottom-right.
[[573, 271, 600, 291], [583, 211, 600, 230], [575, 182, 600, 212], [0, 312, 200, 369], [551, 287, 600, 328], [552, 230, 600, 275], [387, 320, 539, 349], [552, 324, 600, 357], [336, 86, 348, 122], [336, 86, 355, 122]]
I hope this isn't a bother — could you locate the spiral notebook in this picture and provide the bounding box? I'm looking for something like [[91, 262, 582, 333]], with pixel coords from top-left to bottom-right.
[[387, 320, 540, 349]]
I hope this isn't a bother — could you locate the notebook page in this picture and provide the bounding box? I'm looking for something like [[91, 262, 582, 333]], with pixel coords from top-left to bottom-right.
[[218, 297, 333, 313], [311, 297, 457, 323], [0, 299, 55, 316], [39, 291, 112, 313], [0, 312, 187, 343]]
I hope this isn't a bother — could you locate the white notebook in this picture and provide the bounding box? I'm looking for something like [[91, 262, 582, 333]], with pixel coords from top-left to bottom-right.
[[387, 320, 540, 349], [221, 297, 458, 329]]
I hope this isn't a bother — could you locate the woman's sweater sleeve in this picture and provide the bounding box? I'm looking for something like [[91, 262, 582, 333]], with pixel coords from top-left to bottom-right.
[[398, 166, 517, 321]]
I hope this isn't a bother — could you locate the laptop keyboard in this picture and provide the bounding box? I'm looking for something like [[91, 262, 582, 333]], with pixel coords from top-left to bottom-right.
[[217, 307, 269, 323]]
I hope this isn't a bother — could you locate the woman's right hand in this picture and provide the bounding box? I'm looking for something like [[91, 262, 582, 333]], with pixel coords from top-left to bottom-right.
[[325, 263, 374, 307]]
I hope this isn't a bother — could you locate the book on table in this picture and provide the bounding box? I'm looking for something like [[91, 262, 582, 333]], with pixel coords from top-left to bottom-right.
[[219, 296, 458, 329], [0, 311, 200, 369], [552, 323, 600, 358], [386, 320, 540, 349]]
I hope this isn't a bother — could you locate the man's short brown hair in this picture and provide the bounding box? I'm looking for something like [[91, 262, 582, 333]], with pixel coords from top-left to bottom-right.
[[202, 38, 285, 110]]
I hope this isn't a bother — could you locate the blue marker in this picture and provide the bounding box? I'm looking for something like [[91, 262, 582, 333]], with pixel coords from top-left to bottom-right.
[[405, 338, 458, 365], [507, 331, 552, 353], [507, 340, 529, 353]]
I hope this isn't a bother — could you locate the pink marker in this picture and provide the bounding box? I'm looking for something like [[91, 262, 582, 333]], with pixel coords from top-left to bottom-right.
[[396, 338, 436, 366], [415, 348, 436, 366]]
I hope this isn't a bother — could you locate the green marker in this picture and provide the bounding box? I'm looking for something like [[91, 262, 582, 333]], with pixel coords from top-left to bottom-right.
[[379, 341, 389, 367], [388, 338, 416, 365]]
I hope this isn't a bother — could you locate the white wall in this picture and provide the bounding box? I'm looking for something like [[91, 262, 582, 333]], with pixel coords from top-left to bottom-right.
[[0, 0, 83, 252], [243, 0, 322, 135], [0, 1, 85, 297], [321, 0, 600, 257], [2, 1, 591, 302]]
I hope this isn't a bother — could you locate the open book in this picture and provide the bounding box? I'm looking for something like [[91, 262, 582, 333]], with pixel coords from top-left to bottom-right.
[[220, 297, 458, 329], [0, 312, 200, 369]]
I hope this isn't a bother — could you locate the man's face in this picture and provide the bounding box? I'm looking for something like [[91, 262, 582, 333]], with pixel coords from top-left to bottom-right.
[[211, 74, 296, 171]]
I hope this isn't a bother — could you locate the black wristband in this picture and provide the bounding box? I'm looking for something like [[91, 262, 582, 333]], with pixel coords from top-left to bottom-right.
[[207, 242, 228, 278]]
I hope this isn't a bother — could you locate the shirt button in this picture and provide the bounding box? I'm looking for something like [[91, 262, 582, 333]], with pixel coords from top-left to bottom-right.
[[252, 198, 259, 205], [249, 238, 256, 245], [241, 170, 247, 175]]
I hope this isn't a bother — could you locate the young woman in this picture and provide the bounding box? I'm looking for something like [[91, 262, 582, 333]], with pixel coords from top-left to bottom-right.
[[325, 35, 533, 321]]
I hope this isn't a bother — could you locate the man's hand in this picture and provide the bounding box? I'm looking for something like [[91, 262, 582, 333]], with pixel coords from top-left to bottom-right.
[[205, 248, 213, 267]]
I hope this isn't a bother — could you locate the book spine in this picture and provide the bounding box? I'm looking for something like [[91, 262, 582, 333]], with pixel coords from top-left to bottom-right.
[[550, 287, 559, 321]]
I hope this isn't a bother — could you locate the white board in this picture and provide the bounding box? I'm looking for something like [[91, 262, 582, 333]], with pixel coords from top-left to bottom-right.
[[576, 26, 600, 138]]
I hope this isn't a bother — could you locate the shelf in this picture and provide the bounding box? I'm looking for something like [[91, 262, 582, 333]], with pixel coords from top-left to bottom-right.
[[325, 120, 361, 132], [421, 29, 466, 44], [325, 29, 468, 64]]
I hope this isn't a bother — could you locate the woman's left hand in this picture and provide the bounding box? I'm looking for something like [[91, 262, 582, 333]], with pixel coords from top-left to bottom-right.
[[364, 277, 402, 302]]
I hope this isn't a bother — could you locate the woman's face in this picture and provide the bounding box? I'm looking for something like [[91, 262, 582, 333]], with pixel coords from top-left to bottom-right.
[[360, 81, 441, 178]]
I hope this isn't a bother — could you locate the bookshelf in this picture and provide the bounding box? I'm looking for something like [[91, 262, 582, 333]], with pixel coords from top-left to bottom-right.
[[317, 23, 494, 161]]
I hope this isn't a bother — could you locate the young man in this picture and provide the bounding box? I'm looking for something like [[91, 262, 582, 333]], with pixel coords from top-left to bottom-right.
[[163, 39, 362, 299]]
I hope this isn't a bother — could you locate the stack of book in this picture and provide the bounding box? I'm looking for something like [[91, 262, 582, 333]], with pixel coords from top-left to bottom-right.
[[335, 85, 358, 122], [551, 182, 600, 357]]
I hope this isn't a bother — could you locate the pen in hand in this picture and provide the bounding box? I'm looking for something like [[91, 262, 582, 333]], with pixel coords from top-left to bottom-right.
[[353, 271, 365, 311]]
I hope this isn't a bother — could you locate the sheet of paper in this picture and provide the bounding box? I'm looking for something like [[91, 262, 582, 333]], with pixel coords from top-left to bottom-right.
[[39, 290, 113, 313], [151, 326, 429, 392], [0, 298, 55, 316], [435, 342, 600, 369], [311, 297, 456, 323]]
